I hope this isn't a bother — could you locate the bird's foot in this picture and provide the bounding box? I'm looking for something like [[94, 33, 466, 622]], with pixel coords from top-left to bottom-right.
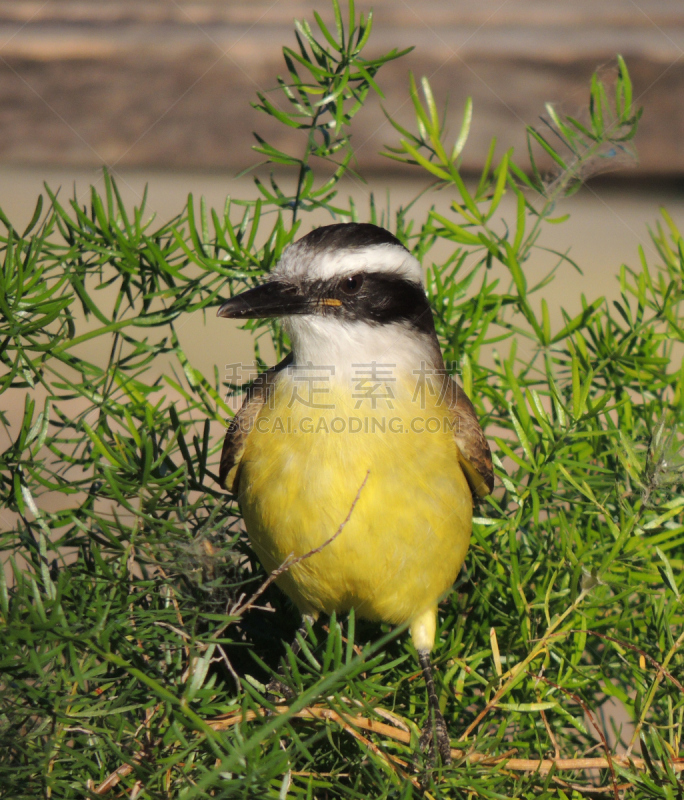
[[265, 614, 316, 706], [265, 676, 296, 705], [416, 648, 452, 767], [419, 711, 453, 766]]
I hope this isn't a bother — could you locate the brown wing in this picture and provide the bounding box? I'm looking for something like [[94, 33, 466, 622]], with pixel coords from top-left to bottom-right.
[[218, 354, 293, 492], [445, 377, 494, 500]]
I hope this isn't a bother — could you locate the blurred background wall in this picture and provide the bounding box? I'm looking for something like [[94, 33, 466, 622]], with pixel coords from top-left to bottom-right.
[[0, 0, 682, 176]]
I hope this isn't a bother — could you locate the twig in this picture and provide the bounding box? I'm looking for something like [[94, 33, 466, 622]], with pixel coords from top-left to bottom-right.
[[94, 702, 684, 795], [459, 588, 589, 742], [564, 629, 684, 695], [539, 708, 560, 762], [213, 471, 370, 639], [551, 777, 634, 794], [551, 628, 684, 758], [533, 674, 620, 800], [323, 710, 422, 791], [94, 474, 372, 795], [232, 470, 369, 617], [215, 643, 242, 694], [206, 705, 684, 775], [532, 665, 561, 761], [94, 760, 139, 794]]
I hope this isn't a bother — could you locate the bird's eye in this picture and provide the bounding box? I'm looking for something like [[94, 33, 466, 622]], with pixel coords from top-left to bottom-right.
[[340, 274, 364, 295]]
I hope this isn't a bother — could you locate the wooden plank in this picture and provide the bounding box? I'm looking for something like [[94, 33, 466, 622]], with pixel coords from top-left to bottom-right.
[[0, 1, 681, 175], [0, 0, 682, 26]]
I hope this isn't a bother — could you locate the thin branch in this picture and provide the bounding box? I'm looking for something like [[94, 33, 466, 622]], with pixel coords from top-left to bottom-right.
[[93, 475, 372, 796], [93, 760, 140, 795], [534, 674, 620, 800], [205, 705, 684, 775], [564, 629, 684, 694], [549, 627, 684, 759], [459, 588, 589, 742], [226, 470, 370, 621], [215, 643, 242, 695]]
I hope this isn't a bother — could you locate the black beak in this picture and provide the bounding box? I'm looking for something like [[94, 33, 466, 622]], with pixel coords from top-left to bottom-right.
[[216, 281, 312, 320]]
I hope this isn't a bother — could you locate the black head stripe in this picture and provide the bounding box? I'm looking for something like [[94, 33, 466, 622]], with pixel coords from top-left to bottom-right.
[[312, 272, 435, 335], [299, 223, 408, 254]]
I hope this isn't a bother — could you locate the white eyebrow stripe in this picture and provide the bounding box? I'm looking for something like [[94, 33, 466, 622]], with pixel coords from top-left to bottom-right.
[[274, 243, 423, 286]]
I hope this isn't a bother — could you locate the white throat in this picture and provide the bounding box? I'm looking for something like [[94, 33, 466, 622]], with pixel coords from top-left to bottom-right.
[[285, 316, 442, 383]]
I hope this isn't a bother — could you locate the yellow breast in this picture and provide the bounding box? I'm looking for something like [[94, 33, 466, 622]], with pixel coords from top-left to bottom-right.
[[237, 371, 472, 635]]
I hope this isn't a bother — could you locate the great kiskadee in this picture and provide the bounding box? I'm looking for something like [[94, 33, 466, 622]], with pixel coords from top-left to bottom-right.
[[216, 223, 493, 763]]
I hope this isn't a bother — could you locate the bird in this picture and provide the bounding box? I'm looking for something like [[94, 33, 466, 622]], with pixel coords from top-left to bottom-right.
[[216, 222, 493, 764]]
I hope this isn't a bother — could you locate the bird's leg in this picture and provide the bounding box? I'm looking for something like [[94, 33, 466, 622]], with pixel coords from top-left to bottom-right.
[[417, 649, 452, 765], [266, 613, 315, 703]]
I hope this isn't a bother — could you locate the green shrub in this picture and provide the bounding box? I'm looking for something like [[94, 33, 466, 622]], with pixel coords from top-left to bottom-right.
[[0, 2, 682, 797]]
